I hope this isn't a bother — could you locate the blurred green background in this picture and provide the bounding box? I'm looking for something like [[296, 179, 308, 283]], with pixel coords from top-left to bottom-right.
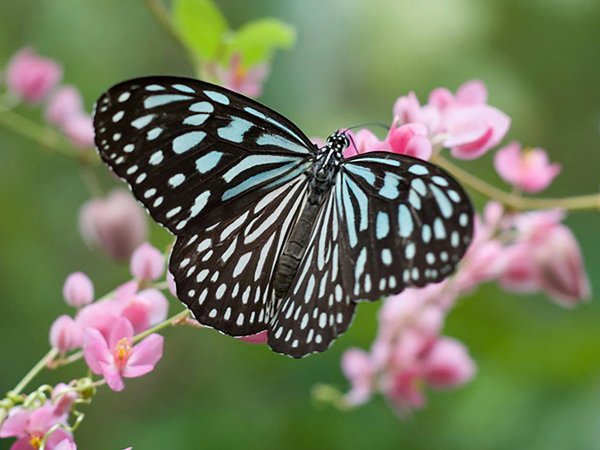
[[1, 0, 600, 449]]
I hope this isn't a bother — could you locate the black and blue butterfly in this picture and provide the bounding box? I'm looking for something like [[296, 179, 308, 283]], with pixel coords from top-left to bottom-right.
[[92, 76, 474, 358]]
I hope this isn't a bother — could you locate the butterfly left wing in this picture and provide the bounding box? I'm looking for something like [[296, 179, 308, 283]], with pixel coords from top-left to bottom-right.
[[93, 76, 315, 234]]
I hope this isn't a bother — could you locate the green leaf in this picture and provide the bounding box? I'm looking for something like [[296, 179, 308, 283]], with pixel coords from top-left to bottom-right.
[[227, 18, 296, 67], [172, 0, 229, 61]]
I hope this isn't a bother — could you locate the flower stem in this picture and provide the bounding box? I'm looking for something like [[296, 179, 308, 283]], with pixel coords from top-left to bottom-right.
[[9, 348, 59, 398], [0, 103, 98, 163], [133, 309, 190, 343], [431, 154, 600, 212]]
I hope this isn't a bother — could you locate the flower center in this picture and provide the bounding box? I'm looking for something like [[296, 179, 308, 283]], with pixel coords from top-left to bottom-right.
[[114, 337, 132, 367], [29, 433, 43, 449]]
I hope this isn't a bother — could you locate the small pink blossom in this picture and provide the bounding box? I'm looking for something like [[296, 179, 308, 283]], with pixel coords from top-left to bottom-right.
[[212, 54, 269, 98], [393, 92, 441, 133], [62, 272, 94, 308], [421, 337, 476, 388], [117, 289, 169, 334], [45, 86, 83, 127], [494, 142, 561, 192], [6, 48, 62, 103], [237, 330, 269, 344], [343, 129, 383, 157], [79, 189, 148, 261], [386, 123, 432, 160], [0, 403, 72, 450], [75, 300, 121, 342], [130, 243, 165, 281], [83, 317, 164, 392], [62, 114, 94, 148], [341, 349, 375, 405], [532, 225, 591, 307], [49, 315, 82, 352], [498, 243, 540, 293]]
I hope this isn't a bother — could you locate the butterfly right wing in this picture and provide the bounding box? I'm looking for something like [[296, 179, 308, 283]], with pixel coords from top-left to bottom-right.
[[170, 175, 308, 336], [93, 76, 315, 235]]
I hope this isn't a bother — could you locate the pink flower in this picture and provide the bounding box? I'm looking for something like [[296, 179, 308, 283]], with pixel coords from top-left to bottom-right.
[[130, 243, 165, 281], [439, 80, 511, 159], [212, 54, 269, 98], [512, 210, 591, 306], [45, 86, 83, 127], [83, 317, 164, 392], [421, 337, 476, 388], [237, 330, 268, 344], [49, 315, 82, 352], [494, 142, 561, 192], [386, 123, 432, 160], [62, 114, 94, 148], [62, 272, 94, 308], [118, 289, 169, 334], [341, 349, 375, 405], [393, 92, 441, 133], [75, 300, 121, 342], [79, 189, 148, 261], [498, 243, 540, 293], [532, 225, 591, 307], [0, 403, 72, 450], [6, 48, 62, 103], [343, 129, 383, 157]]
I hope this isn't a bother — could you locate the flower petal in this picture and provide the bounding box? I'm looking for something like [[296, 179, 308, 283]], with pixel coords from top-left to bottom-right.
[[82, 328, 111, 374], [123, 334, 164, 378], [101, 362, 125, 392], [109, 317, 134, 350]]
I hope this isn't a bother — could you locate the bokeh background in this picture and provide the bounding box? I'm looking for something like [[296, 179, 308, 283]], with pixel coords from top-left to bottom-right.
[[1, 0, 600, 449]]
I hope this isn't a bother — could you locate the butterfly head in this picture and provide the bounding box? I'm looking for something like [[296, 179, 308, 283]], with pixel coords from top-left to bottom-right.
[[325, 130, 350, 154]]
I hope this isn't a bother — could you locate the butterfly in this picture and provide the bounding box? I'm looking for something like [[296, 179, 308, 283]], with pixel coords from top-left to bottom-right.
[[92, 76, 474, 358]]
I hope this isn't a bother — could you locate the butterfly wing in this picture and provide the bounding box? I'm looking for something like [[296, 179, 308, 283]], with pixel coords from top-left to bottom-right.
[[93, 76, 315, 234], [170, 176, 308, 335], [268, 190, 356, 357], [268, 151, 474, 357], [337, 152, 474, 299], [93, 76, 316, 336]]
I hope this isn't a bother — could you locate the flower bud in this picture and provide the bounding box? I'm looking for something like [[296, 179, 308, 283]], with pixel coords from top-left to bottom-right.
[[62, 272, 94, 308], [130, 242, 165, 280], [62, 114, 94, 148], [6, 47, 62, 103], [79, 189, 148, 261], [45, 85, 83, 127], [51, 383, 77, 416], [49, 315, 82, 352]]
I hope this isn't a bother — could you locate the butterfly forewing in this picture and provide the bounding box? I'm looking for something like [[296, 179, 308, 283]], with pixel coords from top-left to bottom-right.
[[93, 76, 315, 234], [337, 152, 474, 300]]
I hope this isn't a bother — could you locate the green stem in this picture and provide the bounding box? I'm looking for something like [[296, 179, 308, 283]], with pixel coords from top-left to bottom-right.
[[134, 309, 190, 343], [9, 348, 59, 398], [431, 155, 600, 212]]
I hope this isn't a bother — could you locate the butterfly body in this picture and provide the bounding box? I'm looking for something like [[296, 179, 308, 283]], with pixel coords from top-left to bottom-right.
[[93, 76, 474, 358]]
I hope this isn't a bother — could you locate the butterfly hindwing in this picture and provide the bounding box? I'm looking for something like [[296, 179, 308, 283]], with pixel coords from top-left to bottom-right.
[[268, 191, 356, 357], [169, 175, 309, 336], [93, 76, 315, 234]]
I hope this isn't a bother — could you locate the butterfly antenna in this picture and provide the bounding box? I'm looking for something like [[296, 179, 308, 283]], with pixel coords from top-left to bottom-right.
[[341, 122, 391, 133], [346, 133, 360, 156]]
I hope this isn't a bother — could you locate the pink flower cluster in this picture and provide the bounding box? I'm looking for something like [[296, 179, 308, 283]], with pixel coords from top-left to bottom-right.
[[49, 242, 168, 391], [340, 80, 589, 415], [1, 397, 74, 450], [3, 48, 94, 148]]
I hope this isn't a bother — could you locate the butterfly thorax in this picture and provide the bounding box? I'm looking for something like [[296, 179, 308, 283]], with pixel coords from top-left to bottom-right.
[[273, 131, 349, 302]]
